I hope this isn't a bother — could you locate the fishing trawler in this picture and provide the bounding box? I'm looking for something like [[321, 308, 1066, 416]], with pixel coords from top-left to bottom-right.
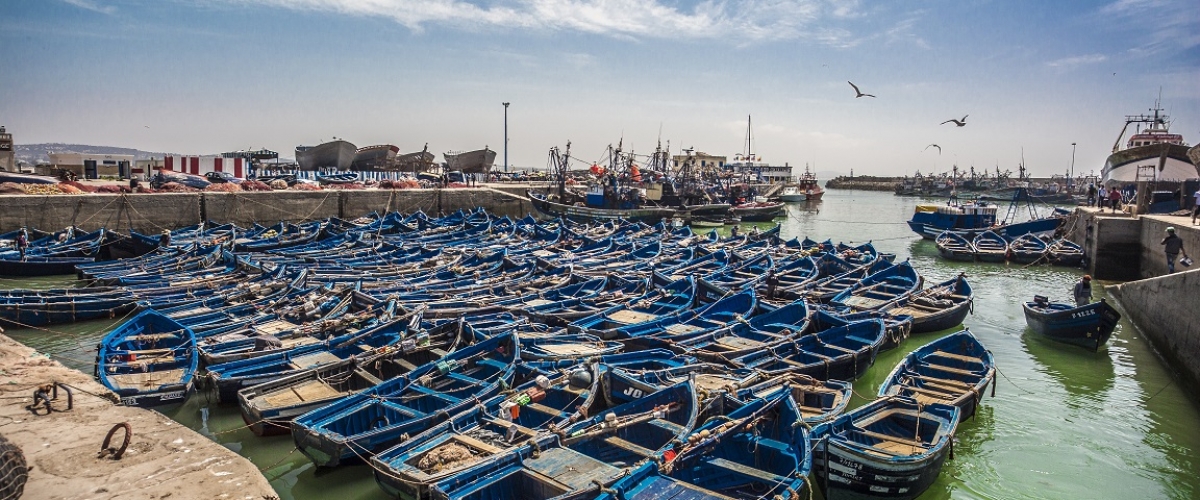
[[443, 147, 497, 174], [779, 164, 824, 202], [1102, 101, 1194, 186], [296, 139, 356, 171]]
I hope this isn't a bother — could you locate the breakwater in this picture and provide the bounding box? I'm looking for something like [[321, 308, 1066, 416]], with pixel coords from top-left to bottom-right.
[[824, 175, 899, 191], [1108, 269, 1200, 395], [0, 187, 536, 233]]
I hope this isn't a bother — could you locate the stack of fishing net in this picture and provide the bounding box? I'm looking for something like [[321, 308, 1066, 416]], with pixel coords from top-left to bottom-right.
[[205, 183, 242, 192], [291, 183, 322, 191], [240, 180, 273, 191]]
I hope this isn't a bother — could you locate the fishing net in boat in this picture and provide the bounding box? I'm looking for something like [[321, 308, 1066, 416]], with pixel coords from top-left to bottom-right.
[[269, 179, 289, 190], [417, 443, 475, 473]]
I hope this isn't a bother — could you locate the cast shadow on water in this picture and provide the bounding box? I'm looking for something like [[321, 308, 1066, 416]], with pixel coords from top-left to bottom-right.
[[1020, 328, 1116, 409]]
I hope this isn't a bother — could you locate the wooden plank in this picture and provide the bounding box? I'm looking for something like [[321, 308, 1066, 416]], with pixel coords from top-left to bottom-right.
[[705, 457, 788, 484], [289, 351, 342, 370], [603, 436, 654, 457], [607, 309, 659, 325], [932, 350, 982, 363]]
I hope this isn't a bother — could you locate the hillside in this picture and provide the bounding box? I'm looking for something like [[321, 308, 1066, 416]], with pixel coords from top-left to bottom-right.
[[15, 144, 179, 165]]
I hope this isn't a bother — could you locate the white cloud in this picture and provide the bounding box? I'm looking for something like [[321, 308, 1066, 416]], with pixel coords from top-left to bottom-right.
[[1098, 0, 1200, 54], [62, 0, 117, 15], [1045, 53, 1108, 69], [227, 0, 866, 44]]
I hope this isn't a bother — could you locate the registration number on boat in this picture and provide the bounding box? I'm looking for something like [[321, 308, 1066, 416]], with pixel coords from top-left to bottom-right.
[[1071, 309, 1096, 319]]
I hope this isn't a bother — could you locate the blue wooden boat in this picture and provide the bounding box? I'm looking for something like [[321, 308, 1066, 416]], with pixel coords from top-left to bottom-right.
[[935, 230, 975, 262], [369, 364, 601, 500], [237, 318, 475, 436], [429, 380, 699, 500], [811, 308, 913, 350], [792, 258, 891, 303], [812, 397, 960, 500], [316, 172, 359, 185], [1007, 233, 1048, 264], [0, 255, 97, 277], [878, 329, 995, 422], [665, 300, 811, 361], [291, 330, 519, 467], [203, 305, 415, 403], [568, 276, 696, 335], [597, 389, 813, 500], [94, 310, 198, 408], [607, 288, 757, 340], [733, 373, 852, 426], [879, 273, 973, 334], [1022, 296, 1121, 351], [1047, 239, 1084, 267], [971, 230, 1008, 263], [519, 333, 624, 361], [729, 319, 886, 381], [830, 260, 923, 312]]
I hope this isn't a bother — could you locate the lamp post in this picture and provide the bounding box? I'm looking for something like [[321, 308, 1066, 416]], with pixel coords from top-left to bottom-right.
[[1070, 142, 1076, 191], [502, 102, 510, 173]]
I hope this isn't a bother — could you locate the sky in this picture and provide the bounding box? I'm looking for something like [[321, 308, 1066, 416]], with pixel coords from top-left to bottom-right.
[[2, 0, 1198, 177]]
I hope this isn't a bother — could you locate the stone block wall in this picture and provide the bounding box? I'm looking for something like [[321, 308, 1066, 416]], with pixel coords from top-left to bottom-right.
[[1108, 268, 1200, 396], [0, 193, 201, 234], [1138, 217, 1200, 278]]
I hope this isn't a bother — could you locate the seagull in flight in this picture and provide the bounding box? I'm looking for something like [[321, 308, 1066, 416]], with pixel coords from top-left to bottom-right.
[[941, 115, 968, 127], [847, 81, 875, 98], [924, 144, 942, 154]]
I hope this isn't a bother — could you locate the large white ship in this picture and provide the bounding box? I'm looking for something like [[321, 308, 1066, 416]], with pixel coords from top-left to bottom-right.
[[1101, 103, 1195, 185]]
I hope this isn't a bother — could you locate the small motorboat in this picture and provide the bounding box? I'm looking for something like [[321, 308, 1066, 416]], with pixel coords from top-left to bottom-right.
[[935, 231, 975, 262], [1047, 239, 1085, 267], [1022, 296, 1121, 351], [878, 329, 995, 422], [1007, 233, 1048, 264], [94, 310, 198, 408], [972, 230, 1008, 263]]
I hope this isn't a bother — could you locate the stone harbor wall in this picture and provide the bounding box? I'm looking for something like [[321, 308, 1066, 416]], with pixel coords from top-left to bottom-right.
[[1107, 268, 1200, 397]]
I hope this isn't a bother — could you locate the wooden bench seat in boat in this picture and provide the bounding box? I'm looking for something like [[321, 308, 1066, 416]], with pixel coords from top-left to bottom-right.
[[930, 350, 983, 364], [106, 368, 186, 390], [646, 418, 685, 434], [290, 351, 343, 370], [602, 436, 655, 457], [608, 310, 660, 325], [704, 457, 789, 485], [918, 362, 981, 377], [261, 380, 341, 406]]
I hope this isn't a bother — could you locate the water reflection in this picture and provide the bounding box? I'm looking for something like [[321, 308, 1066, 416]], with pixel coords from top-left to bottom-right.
[[1021, 329, 1116, 407]]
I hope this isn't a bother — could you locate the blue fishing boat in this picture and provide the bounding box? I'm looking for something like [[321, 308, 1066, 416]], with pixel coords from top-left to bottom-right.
[[878, 329, 995, 421], [665, 299, 811, 360], [811, 308, 913, 350], [369, 364, 601, 500], [568, 276, 696, 336], [732, 373, 852, 426], [518, 333, 624, 361], [315, 172, 359, 185], [1007, 233, 1048, 264], [792, 258, 892, 303], [879, 273, 973, 334], [1022, 296, 1121, 351], [812, 397, 960, 500], [237, 319, 474, 436], [290, 330, 519, 467], [935, 230, 975, 262], [429, 381, 699, 500], [598, 389, 813, 500], [94, 310, 198, 408], [907, 202, 998, 240], [730, 319, 886, 381], [1047, 239, 1085, 267], [971, 230, 1009, 263], [608, 288, 757, 340], [830, 260, 923, 312]]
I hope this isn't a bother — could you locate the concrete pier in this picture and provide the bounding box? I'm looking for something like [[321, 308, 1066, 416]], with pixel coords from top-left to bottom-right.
[[0, 187, 537, 234], [1107, 269, 1200, 396], [1065, 207, 1200, 280]]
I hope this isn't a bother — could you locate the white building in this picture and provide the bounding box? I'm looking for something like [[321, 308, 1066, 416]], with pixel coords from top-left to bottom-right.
[[47, 152, 136, 179], [162, 156, 248, 178]]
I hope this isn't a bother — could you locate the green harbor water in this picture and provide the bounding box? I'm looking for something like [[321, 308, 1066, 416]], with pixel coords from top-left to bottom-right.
[[4, 189, 1198, 499]]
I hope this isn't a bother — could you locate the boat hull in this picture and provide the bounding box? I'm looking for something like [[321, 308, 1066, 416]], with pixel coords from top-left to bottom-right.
[[296, 140, 356, 171], [444, 148, 497, 174], [1023, 299, 1121, 351], [1102, 143, 1195, 184]]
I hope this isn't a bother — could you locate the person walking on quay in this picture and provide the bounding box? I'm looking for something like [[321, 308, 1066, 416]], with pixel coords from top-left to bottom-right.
[[1073, 275, 1093, 307], [1108, 188, 1122, 213], [1161, 227, 1187, 274], [1097, 185, 1108, 210], [1086, 184, 1097, 207], [1192, 187, 1200, 225]]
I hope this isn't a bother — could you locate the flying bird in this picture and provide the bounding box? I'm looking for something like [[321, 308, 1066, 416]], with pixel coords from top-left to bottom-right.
[[924, 144, 942, 154], [847, 81, 875, 98], [941, 115, 968, 127]]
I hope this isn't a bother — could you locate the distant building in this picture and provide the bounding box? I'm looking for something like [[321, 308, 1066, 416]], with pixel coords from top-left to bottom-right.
[[48, 152, 136, 179], [0, 126, 13, 173], [162, 155, 248, 178], [671, 152, 726, 173], [724, 153, 794, 183]]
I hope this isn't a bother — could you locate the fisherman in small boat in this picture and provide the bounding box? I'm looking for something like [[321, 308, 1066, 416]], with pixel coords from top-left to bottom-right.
[[730, 225, 740, 238], [159, 229, 171, 248], [1072, 275, 1092, 307]]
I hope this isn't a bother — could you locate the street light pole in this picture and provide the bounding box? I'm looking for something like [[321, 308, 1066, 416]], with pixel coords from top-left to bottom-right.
[[502, 102, 510, 173], [1070, 142, 1076, 191]]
